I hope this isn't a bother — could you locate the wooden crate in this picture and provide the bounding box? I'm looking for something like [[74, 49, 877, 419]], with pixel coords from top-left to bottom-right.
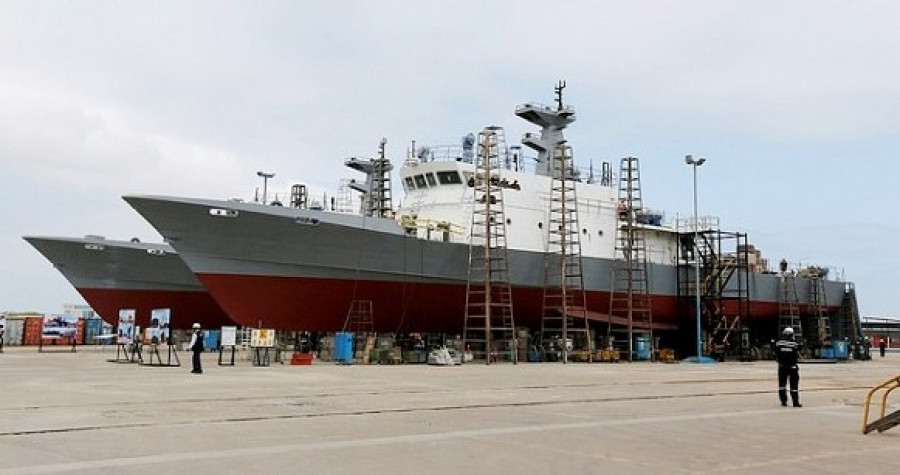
[[595, 349, 620, 363], [659, 348, 677, 363], [569, 350, 592, 362]]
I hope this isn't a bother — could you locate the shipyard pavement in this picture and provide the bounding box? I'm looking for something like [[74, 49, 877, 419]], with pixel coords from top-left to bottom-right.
[[0, 348, 898, 474]]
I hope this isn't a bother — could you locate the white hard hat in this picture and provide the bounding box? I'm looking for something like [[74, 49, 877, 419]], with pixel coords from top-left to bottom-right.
[[783, 327, 794, 335], [192, 323, 201, 329]]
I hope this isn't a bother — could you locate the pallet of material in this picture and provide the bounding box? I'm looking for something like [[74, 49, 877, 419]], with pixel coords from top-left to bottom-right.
[[658, 348, 677, 363], [595, 349, 620, 363], [569, 350, 592, 362]]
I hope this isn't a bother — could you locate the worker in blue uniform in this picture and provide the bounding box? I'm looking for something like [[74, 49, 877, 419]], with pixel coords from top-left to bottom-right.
[[776, 327, 802, 407]]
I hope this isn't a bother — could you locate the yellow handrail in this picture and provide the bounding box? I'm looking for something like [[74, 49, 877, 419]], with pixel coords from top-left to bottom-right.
[[861, 374, 900, 434]]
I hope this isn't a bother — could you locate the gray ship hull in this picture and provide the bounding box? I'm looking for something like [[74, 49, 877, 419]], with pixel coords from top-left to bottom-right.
[[24, 236, 233, 329], [124, 195, 847, 334]]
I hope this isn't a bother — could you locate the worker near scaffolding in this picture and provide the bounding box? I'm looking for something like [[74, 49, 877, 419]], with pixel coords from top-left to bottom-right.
[[776, 327, 802, 407]]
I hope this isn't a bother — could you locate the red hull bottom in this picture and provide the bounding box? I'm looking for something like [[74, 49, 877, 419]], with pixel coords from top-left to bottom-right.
[[197, 274, 810, 333], [79, 288, 234, 329]]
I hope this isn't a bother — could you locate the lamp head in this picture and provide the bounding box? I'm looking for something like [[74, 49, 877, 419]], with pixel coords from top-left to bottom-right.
[[685, 155, 706, 166]]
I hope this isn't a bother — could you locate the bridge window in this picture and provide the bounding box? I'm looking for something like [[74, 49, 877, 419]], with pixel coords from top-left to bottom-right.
[[404, 177, 415, 191], [414, 175, 427, 188], [437, 171, 463, 185], [426, 173, 437, 186]]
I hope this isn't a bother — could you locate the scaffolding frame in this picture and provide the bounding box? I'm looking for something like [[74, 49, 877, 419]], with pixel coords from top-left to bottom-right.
[[675, 227, 751, 360]]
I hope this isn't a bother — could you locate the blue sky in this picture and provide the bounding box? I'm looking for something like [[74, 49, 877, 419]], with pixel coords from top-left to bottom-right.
[[1, 1, 898, 317]]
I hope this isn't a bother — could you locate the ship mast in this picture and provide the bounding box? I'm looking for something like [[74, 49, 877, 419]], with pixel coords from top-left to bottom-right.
[[520, 81, 591, 363], [515, 81, 576, 178], [344, 138, 393, 218]]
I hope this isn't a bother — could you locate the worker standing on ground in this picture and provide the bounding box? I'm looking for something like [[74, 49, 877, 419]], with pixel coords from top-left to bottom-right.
[[0, 313, 5, 353], [776, 327, 802, 407], [188, 323, 204, 374], [879, 339, 887, 358]]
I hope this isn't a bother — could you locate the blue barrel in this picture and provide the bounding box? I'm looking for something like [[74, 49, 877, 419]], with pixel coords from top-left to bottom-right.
[[822, 346, 834, 359], [333, 332, 354, 363], [634, 335, 651, 361], [203, 330, 220, 350], [833, 340, 849, 359]]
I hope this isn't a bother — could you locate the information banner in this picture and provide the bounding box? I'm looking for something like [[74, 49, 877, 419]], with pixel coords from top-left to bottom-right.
[[250, 329, 275, 348], [149, 308, 172, 345], [221, 326, 237, 347], [117, 309, 136, 344], [42, 314, 78, 339]]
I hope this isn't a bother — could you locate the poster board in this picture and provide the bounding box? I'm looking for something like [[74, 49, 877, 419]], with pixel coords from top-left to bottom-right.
[[117, 309, 136, 344], [148, 308, 171, 345], [42, 314, 78, 339], [221, 326, 237, 347], [250, 329, 275, 348], [218, 326, 238, 366]]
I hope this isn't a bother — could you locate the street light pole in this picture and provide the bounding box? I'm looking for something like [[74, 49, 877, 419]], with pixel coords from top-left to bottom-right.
[[685, 154, 706, 361], [256, 171, 275, 205]]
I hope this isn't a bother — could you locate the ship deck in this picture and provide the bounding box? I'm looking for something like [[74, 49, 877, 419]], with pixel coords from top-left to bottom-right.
[[0, 347, 897, 473]]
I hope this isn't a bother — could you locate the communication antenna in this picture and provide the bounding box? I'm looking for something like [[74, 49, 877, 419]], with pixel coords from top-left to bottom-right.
[[555, 80, 567, 111]]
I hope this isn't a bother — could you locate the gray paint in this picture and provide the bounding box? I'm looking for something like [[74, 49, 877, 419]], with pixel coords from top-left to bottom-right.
[[24, 236, 204, 292], [125, 195, 847, 307]]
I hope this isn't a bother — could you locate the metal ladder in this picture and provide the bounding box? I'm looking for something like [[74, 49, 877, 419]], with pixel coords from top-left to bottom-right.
[[342, 300, 375, 364], [607, 156, 653, 361], [343, 300, 374, 333], [779, 273, 802, 336], [463, 127, 517, 364], [540, 141, 591, 363], [805, 275, 831, 354]]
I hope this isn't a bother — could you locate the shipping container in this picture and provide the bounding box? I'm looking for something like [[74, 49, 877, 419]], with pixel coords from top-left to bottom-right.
[[23, 316, 83, 346], [3, 318, 24, 346], [24, 317, 43, 346], [84, 318, 103, 344], [76, 318, 86, 345]]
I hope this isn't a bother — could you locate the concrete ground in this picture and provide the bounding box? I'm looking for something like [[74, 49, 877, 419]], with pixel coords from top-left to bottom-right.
[[0, 346, 898, 475]]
